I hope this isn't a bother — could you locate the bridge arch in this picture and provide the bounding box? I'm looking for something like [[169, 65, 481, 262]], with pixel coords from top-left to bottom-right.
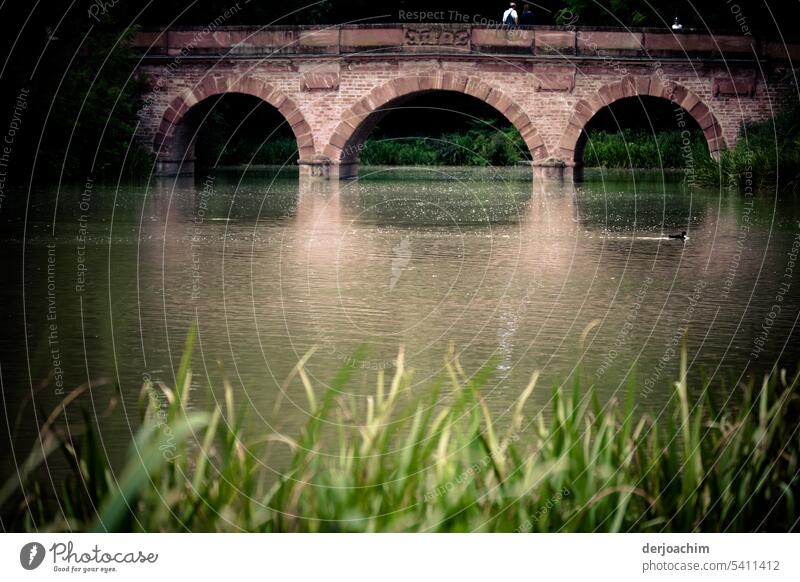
[[323, 74, 548, 178], [557, 77, 726, 166], [154, 75, 315, 175]]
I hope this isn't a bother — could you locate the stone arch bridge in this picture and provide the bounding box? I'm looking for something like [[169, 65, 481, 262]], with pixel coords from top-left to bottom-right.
[[131, 25, 798, 178]]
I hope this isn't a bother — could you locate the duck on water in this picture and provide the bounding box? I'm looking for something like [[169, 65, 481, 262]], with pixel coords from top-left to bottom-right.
[[668, 231, 687, 240]]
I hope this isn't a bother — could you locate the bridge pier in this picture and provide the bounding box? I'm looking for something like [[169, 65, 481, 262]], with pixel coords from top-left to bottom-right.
[[532, 161, 581, 183], [298, 158, 580, 182], [299, 156, 359, 180], [298, 156, 332, 178], [155, 158, 195, 177]]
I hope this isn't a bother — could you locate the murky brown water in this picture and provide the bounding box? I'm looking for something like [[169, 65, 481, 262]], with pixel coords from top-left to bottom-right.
[[2, 166, 799, 468]]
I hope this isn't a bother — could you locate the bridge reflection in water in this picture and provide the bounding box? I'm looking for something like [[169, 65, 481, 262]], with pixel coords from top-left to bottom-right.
[[4, 168, 798, 470], [120, 170, 797, 448]]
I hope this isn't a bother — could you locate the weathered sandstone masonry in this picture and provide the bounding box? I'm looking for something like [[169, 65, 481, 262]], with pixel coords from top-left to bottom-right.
[[131, 25, 799, 178]]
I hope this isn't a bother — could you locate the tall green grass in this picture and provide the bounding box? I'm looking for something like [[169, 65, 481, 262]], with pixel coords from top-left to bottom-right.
[[199, 136, 300, 167], [3, 330, 798, 532], [692, 147, 800, 192], [582, 129, 707, 169], [203, 122, 529, 168], [693, 111, 800, 192], [360, 124, 528, 167]]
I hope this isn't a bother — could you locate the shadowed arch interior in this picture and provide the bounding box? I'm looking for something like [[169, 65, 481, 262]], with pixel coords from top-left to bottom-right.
[[154, 75, 315, 175], [190, 94, 300, 169], [325, 74, 547, 178], [558, 77, 726, 166], [575, 96, 706, 167]]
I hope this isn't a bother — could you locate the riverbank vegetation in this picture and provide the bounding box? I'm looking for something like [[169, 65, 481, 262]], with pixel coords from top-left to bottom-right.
[[582, 129, 707, 169], [3, 329, 798, 532], [196, 119, 530, 168], [361, 123, 528, 167], [693, 104, 800, 192]]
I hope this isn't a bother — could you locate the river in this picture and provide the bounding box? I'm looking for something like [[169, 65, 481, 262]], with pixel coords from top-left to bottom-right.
[[2, 166, 799, 470]]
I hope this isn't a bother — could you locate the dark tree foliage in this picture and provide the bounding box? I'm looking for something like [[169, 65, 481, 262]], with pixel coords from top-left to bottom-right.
[[124, 0, 800, 31], [0, 2, 152, 182]]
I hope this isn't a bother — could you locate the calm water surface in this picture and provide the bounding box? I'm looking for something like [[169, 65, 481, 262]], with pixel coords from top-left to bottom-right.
[[2, 166, 799, 468]]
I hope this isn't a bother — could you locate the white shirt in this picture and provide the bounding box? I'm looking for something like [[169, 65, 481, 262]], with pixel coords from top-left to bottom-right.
[[503, 8, 518, 23]]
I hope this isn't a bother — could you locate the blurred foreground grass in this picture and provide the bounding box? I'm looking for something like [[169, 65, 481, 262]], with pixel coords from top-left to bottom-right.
[[3, 328, 798, 532]]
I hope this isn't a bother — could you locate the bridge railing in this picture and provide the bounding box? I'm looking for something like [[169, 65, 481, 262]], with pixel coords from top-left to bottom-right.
[[130, 24, 798, 61]]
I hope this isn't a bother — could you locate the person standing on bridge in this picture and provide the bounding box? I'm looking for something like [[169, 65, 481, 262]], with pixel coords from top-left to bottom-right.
[[503, 3, 518, 27], [519, 4, 534, 26], [671, 17, 683, 31]]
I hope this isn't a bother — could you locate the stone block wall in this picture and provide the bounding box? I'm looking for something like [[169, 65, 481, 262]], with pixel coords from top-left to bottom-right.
[[132, 26, 796, 177]]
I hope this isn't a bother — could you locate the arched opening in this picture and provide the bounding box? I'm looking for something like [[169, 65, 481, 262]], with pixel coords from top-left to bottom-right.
[[557, 78, 725, 170], [154, 77, 315, 177], [352, 92, 530, 168], [325, 75, 547, 179], [186, 93, 298, 171], [577, 96, 706, 170]]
